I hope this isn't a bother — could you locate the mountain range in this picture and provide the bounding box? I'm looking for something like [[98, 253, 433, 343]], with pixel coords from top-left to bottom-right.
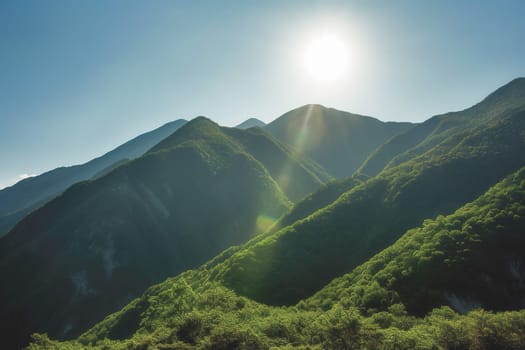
[[2, 78, 525, 350], [0, 119, 187, 237]]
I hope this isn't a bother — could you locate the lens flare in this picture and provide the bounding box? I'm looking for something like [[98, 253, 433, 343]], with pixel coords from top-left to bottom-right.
[[255, 214, 277, 234]]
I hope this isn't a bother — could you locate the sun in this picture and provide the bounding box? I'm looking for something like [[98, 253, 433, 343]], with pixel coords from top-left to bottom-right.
[[303, 34, 350, 82]]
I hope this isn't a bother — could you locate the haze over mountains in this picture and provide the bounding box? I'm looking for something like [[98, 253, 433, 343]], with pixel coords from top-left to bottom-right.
[[2, 78, 525, 350], [0, 117, 327, 348], [0, 119, 187, 237], [266, 105, 414, 178]]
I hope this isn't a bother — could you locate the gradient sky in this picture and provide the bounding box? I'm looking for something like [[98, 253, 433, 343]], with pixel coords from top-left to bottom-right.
[[1, 0, 525, 189]]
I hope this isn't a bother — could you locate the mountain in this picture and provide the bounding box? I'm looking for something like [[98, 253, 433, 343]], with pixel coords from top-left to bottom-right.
[[358, 77, 525, 177], [306, 166, 525, 315], [19, 78, 525, 350], [265, 104, 414, 178], [31, 166, 525, 350], [235, 118, 266, 129], [0, 119, 187, 237], [213, 87, 525, 306], [0, 117, 330, 349]]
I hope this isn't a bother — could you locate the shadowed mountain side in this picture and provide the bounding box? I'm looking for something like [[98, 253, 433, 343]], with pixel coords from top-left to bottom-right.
[[0, 119, 187, 237], [150, 117, 330, 203], [222, 127, 331, 202], [0, 117, 296, 349], [265, 104, 414, 178], [265, 175, 363, 237]]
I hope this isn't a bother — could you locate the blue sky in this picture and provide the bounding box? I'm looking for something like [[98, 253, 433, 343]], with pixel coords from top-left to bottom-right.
[[1, 0, 524, 188]]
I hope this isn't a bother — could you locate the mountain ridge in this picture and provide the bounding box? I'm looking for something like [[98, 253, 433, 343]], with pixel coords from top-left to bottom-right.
[[1, 116, 327, 349], [265, 104, 414, 178], [0, 119, 188, 237]]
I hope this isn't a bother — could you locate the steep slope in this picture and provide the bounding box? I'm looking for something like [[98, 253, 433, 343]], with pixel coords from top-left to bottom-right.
[[265, 175, 363, 236], [358, 77, 525, 177], [265, 104, 414, 178], [30, 167, 525, 350], [222, 127, 331, 202], [0, 119, 187, 237], [235, 118, 266, 129], [0, 117, 326, 349], [208, 81, 525, 306], [306, 166, 525, 315]]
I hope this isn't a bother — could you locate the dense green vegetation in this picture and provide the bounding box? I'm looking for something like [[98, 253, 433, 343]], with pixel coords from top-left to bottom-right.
[[265, 104, 414, 178], [27, 166, 525, 350], [0, 117, 330, 349], [7, 79, 525, 349], [306, 166, 525, 315], [265, 175, 363, 236], [212, 107, 525, 306], [0, 119, 188, 237]]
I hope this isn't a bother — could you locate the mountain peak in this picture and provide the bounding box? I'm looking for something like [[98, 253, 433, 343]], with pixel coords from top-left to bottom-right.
[[147, 116, 223, 154], [265, 105, 414, 177], [235, 118, 266, 129], [476, 77, 525, 111]]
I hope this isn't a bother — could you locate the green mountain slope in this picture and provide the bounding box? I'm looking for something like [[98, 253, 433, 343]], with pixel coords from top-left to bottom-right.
[[265, 104, 414, 178], [358, 77, 525, 177], [306, 166, 525, 315], [0, 119, 187, 237], [0, 117, 329, 349], [30, 166, 525, 350], [18, 79, 525, 350], [208, 83, 525, 306]]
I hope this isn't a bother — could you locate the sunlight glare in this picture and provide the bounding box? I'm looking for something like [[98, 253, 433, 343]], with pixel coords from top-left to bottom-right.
[[303, 34, 350, 82]]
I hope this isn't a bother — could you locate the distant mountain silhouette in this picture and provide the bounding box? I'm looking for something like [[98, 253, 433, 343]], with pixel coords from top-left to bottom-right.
[[235, 118, 266, 129], [0, 119, 187, 237], [265, 104, 414, 178]]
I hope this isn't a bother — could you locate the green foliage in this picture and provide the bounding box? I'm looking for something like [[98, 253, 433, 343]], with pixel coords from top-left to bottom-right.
[[306, 166, 525, 315], [17, 80, 525, 350], [25, 288, 525, 350], [27, 166, 525, 350], [1, 116, 336, 348], [212, 107, 525, 306]]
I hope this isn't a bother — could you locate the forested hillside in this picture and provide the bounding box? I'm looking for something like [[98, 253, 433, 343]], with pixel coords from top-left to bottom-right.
[[11, 79, 525, 350], [358, 77, 525, 177], [0, 117, 328, 349], [213, 105, 525, 305], [0, 119, 187, 237], [29, 166, 525, 350]]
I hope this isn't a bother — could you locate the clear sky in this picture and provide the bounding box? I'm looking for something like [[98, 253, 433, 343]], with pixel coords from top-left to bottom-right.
[[1, 0, 524, 189]]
